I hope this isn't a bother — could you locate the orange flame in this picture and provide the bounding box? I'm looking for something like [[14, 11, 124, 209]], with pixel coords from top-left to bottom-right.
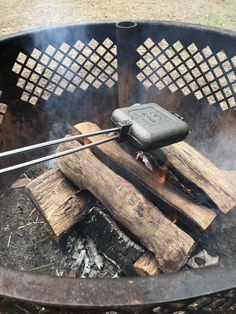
[[136, 151, 168, 184], [157, 173, 166, 184], [83, 137, 90, 145]]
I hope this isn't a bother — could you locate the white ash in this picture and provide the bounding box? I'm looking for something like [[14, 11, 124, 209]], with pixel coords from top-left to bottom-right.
[[87, 237, 104, 270], [59, 231, 120, 278]]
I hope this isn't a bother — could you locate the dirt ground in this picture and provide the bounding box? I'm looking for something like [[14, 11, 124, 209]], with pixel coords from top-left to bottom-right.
[[0, 164, 119, 277], [0, 0, 235, 36]]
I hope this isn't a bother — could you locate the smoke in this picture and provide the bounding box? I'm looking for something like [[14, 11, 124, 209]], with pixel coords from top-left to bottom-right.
[[208, 108, 236, 170]]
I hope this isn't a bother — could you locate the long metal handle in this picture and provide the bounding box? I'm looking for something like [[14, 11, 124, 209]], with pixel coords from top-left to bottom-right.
[[0, 134, 120, 174], [0, 126, 121, 159]]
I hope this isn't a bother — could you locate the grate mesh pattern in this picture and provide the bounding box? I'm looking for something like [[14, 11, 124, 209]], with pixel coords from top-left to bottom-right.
[[137, 38, 236, 110], [152, 289, 236, 313], [12, 38, 117, 105], [185, 290, 236, 313]]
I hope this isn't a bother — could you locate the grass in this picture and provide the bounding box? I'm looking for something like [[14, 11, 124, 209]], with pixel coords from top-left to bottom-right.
[[0, 0, 235, 36]]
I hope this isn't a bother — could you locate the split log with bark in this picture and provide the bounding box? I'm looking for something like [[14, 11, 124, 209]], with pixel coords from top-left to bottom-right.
[[26, 168, 159, 275], [152, 141, 236, 213], [72, 122, 216, 232], [56, 139, 195, 273], [26, 168, 94, 237]]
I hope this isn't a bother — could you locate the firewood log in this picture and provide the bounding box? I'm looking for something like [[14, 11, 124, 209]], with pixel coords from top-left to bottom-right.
[[26, 168, 159, 275], [26, 168, 94, 237], [152, 141, 236, 214], [72, 122, 216, 231], [224, 170, 236, 185], [133, 252, 160, 276], [57, 139, 195, 273]]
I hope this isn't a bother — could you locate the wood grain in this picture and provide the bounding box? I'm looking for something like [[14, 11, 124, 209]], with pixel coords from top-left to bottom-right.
[[133, 252, 160, 276], [73, 122, 216, 230], [155, 141, 236, 214], [27, 168, 159, 276], [57, 139, 195, 273], [26, 168, 92, 237]]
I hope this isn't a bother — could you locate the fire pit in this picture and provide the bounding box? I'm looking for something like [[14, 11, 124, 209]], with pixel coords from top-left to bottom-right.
[[0, 21, 236, 313]]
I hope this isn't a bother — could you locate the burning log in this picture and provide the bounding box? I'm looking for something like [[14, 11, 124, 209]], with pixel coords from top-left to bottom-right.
[[56, 139, 195, 273], [26, 168, 93, 237], [152, 141, 236, 214], [72, 122, 216, 231]]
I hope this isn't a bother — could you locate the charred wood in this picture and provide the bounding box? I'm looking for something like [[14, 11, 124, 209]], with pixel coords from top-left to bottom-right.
[[80, 207, 158, 276]]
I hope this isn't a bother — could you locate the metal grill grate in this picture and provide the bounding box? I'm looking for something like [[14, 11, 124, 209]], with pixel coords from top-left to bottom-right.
[[160, 289, 236, 313], [137, 38, 236, 111], [12, 38, 117, 106]]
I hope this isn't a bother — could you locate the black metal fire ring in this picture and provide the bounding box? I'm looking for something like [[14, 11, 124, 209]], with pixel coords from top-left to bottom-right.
[[0, 21, 236, 311], [0, 263, 235, 308]]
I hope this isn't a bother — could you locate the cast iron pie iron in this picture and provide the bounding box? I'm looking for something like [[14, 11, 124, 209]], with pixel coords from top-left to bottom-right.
[[0, 103, 189, 174]]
